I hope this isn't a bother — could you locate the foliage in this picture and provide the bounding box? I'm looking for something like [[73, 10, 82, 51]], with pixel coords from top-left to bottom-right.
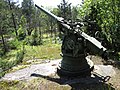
[[81, 0, 120, 52], [8, 38, 21, 50], [0, 0, 12, 33], [0, 0, 11, 54], [71, 6, 79, 21], [8, 0, 19, 36], [0, 42, 25, 77], [16, 50, 24, 64], [0, 50, 4, 57], [22, 0, 35, 35], [17, 25, 26, 40], [30, 29, 40, 45], [24, 30, 42, 46], [57, 0, 72, 20], [0, 80, 19, 90], [24, 42, 61, 61], [0, 59, 14, 77]]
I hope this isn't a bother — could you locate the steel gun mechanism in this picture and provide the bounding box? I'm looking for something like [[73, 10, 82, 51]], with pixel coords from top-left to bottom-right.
[[35, 4, 109, 77]]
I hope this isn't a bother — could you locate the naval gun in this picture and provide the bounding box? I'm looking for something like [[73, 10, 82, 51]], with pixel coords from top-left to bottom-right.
[[35, 4, 109, 77]]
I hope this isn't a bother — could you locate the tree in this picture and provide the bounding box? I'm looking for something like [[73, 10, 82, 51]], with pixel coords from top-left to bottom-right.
[[21, 0, 35, 35], [81, 0, 120, 51], [8, 0, 18, 36], [84, 4, 101, 37], [0, 0, 11, 55], [58, 0, 72, 20], [71, 6, 79, 21]]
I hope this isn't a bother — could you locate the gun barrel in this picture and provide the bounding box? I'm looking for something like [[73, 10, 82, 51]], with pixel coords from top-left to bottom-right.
[[35, 4, 64, 22]]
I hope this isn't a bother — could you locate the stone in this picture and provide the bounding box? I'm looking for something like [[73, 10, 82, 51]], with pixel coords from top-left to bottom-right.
[[1, 59, 116, 83]]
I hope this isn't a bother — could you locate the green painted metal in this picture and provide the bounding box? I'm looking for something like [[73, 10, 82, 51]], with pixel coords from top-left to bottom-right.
[[35, 4, 108, 77]]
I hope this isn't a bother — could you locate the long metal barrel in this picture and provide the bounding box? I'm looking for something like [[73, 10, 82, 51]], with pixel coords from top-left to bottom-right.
[[35, 4, 64, 22]]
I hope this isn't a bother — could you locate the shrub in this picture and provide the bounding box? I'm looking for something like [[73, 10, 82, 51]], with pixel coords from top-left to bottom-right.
[[8, 38, 21, 50], [0, 59, 8, 77], [0, 60, 7, 70], [25, 30, 42, 46], [0, 49, 4, 57], [24, 36, 31, 45], [17, 25, 26, 40], [16, 50, 24, 64]]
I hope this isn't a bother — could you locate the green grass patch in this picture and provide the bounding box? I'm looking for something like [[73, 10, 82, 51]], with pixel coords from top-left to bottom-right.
[[0, 37, 61, 78], [24, 43, 61, 61], [0, 80, 20, 90], [0, 50, 17, 70], [0, 77, 71, 90], [0, 49, 24, 77]]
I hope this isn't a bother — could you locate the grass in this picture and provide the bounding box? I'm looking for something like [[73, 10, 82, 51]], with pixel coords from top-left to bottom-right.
[[0, 50, 17, 77], [0, 37, 119, 90], [0, 75, 117, 90], [0, 80, 20, 90], [0, 50, 17, 72], [0, 77, 71, 90], [0, 38, 62, 89], [24, 43, 61, 61], [0, 38, 61, 77]]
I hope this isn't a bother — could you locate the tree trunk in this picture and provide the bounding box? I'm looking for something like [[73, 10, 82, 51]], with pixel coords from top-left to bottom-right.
[[1, 34, 7, 54], [50, 18, 53, 37], [8, 0, 18, 36], [39, 21, 42, 42]]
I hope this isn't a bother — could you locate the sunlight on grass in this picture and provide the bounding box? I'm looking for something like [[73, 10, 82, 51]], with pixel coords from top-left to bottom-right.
[[0, 80, 20, 90], [1, 50, 17, 61], [24, 44, 61, 61]]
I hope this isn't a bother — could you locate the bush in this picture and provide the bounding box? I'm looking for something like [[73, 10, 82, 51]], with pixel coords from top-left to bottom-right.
[[0, 49, 25, 78], [0, 60, 18, 78], [17, 25, 26, 40], [24, 30, 42, 46], [0, 49, 4, 57], [0, 59, 16, 71], [16, 50, 24, 64], [24, 36, 31, 45], [8, 38, 21, 50], [0, 60, 7, 70], [0, 59, 8, 77]]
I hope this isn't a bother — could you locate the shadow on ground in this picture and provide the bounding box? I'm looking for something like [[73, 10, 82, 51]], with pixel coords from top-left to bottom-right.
[[31, 73, 115, 90]]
